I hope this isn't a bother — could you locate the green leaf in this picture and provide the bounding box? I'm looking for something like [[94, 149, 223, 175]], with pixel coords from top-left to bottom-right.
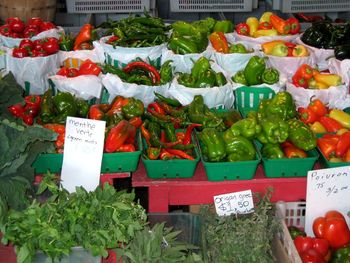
[[16, 243, 33, 263]]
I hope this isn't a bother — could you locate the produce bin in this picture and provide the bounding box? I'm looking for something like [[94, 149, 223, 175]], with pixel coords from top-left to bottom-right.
[[66, 0, 150, 13], [234, 86, 275, 117], [32, 133, 142, 174], [170, 0, 253, 12]]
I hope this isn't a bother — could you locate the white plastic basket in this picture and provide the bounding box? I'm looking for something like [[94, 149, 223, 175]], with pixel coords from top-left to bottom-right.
[[276, 201, 305, 263], [170, 0, 253, 12], [278, 0, 350, 13], [66, 0, 150, 13]]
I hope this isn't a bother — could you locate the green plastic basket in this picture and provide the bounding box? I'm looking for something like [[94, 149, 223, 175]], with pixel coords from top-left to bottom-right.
[[141, 132, 200, 179], [234, 86, 275, 117], [197, 135, 260, 181], [32, 133, 142, 174], [257, 142, 319, 178]]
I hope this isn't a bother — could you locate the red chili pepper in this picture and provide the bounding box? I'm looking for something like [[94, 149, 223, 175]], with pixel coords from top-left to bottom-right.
[[319, 116, 343, 132], [128, 116, 142, 128], [308, 98, 328, 117], [123, 61, 161, 85], [286, 17, 301, 34], [88, 104, 108, 120], [141, 122, 151, 145], [317, 138, 337, 159], [24, 95, 41, 108], [164, 148, 194, 160], [78, 59, 101, 76], [106, 35, 119, 45], [116, 143, 135, 152], [176, 131, 185, 142], [104, 120, 134, 153], [283, 146, 307, 158], [209, 31, 229, 53], [147, 147, 161, 160], [335, 131, 350, 157], [235, 23, 250, 36], [74, 24, 93, 51], [298, 107, 319, 124], [160, 130, 166, 143], [147, 102, 165, 115], [296, 13, 324, 23], [159, 148, 176, 160], [43, 124, 66, 134], [183, 123, 202, 145], [106, 96, 128, 116], [8, 103, 24, 118]]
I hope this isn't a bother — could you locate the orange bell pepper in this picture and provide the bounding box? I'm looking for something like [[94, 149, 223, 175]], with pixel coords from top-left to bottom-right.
[[313, 72, 342, 87], [261, 40, 285, 54], [209, 31, 229, 53], [270, 14, 290, 35]]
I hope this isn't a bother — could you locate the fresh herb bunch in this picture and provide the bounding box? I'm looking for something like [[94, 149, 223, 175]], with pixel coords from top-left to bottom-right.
[[1, 174, 147, 263], [115, 222, 203, 263], [201, 189, 280, 263]]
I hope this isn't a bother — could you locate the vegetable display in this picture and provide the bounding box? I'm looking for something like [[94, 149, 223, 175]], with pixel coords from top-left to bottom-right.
[[209, 31, 252, 54], [57, 59, 101, 77], [262, 40, 309, 57]]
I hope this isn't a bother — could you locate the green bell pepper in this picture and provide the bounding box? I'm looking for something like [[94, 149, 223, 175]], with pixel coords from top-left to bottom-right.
[[215, 72, 227, 86], [229, 43, 248, 54], [261, 143, 285, 159], [171, 21, 196, 35], [178, 73, 196, 88], [40, 89, 54, 124], [191, 57, 211, 81], [159, 60, 173, 84], [193, 31, 209, 52], [213, 20, 234, 33], [199, 128, 226, 162], [168, 36, 198, 54], [244, 56, 266, 86], [232, 70, 248, 85], [52, 92, 78, 124], [195, 69, 216, 88], [261, 68, 279, 85], [223, 135, 256, 162], [260, 117, 289, 144], [192, 17, 216, 34], [287, 119, 317, 151], [225, 118, 261, 140], [331, 246, 350, 263], [121, 97, 144, 119], [76, 98, 89, 118]]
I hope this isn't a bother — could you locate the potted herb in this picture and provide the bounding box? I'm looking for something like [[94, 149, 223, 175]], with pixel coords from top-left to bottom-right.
[[0, 174, 147, 263]]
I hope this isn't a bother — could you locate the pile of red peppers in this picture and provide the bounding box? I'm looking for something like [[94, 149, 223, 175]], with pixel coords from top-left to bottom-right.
[[8, 95, 41, 125]]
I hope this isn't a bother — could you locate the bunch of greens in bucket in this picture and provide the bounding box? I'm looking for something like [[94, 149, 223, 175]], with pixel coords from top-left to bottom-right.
[[201, 189, 280, 263], [0, 174, 147, 263], [232, 56, 279, 86]]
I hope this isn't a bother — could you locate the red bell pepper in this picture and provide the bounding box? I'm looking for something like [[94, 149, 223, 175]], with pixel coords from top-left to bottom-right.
[[123, 61, 161, 85], [319, 116, 343, 132], [235, 23, 250, 36], [74, 24, 93, 51], [317, 137, 338, 160], [298, 107, 318, 124], [307, 98, 328, 117], [24, 95, 41, 108], [335, 131, 350, 157], [78, 59, 101, 76], [283, 146, 307, 158], [286, 17, 301, 34], [8, 103, 24, 118], [313, 210, 350, 249], [104, 120, 135, 153], [209, 31, 229, 53]]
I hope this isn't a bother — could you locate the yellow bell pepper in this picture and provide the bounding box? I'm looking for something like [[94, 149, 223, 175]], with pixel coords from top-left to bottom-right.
[[246, 17, 259, 37], [292, 45, 309, 57], [329, 109, 350, 129], [259, 12, 273, 23], [261, 40, 285, 54], [310, 121, 327, 133], [314, 72, 342, 87], [253, 29, 278, 38], [336, 128, 349, 135]]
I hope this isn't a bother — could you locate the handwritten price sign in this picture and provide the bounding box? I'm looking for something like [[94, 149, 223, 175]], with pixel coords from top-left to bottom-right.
[[214, 190, 254, 216], [305, 166, 350, 236]]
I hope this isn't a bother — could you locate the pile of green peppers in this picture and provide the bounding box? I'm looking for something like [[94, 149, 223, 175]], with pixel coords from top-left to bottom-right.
[[198, 91, 317, 162], [168, 18, 216, 54], [177, 57, 227, 88], [40, 90, 90, 124], [232, 56, 279, 86]]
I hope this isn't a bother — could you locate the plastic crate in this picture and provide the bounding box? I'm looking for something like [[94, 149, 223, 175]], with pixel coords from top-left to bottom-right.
[[32, 133, 142, 174], [170, 0, 253, 12], [279, 0, 350, 13], [66, 0, 150, 14], [276, 201, 305, 263], [234, 86, 275, 117]]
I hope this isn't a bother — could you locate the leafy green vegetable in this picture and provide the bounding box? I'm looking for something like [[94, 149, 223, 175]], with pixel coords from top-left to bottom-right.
[[115, 222, 203, 263], [1, 175, 147, 263], [201, 189, 280, 263]]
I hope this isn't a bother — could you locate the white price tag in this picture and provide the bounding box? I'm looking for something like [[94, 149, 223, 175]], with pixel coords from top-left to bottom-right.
[[61, 117, 106, 193], [305, 167, 350, 236], [213, 190, 254, 216]]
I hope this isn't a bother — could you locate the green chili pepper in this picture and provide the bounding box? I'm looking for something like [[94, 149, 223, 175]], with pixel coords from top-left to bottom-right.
[[178, 73, 196, 88], [107, 114, 123, 127], [75, 98, 89, 118], [126, 74, 153, 86], [195, 69, 216, 88], [199, 128, 226, 162], [191, 57, 211, 81], [229, 43, 248, 54], [223, 135, 256, 162], [215, 72, 227, 86], [213, 20, 234, 33], [102, 64, 129, 81], [244, 56, 266, 86], [154, 92, 181, 107], [52, 92, 78, 124], [121, 97, 145, 119], [159, 60, 173, 84], [261, 68, 279, 85], [287, 119, 317, 151], [260, 117, 289, 144], [261, 143, 285, 159], [168, 36, 198, 54], [164, 123, 177, 142], [225, 118, 261, 140], [59, 33, 74, 51], [39, 89, 54, 124], [232, 70, 248, 85]]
